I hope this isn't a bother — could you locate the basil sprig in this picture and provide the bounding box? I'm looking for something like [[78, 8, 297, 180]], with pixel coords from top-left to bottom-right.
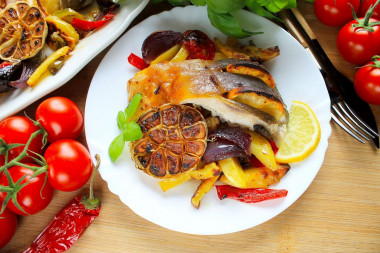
[[156, 0, 301, 38], [108, 94, 143, 162]]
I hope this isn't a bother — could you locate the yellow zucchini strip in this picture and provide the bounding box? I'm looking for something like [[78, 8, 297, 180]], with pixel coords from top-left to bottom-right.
[[27, 46, 71, 86]]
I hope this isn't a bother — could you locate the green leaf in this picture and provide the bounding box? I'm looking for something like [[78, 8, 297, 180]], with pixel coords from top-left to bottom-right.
[[207, 7, 263, 38], [285, 0, 297, 9], [190, 0, 206, 5], [108, 134, 125, 162], [206, 0, 245, 13], [256, 0, 289, 13], [168, 0, 191, 6], [123, 122, 143, 142], [117, 111, 126, 130], [246, 0, 283, 23], [125, 94, 142, 122]]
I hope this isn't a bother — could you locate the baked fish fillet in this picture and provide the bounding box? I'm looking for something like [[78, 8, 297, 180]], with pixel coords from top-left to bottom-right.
[[127, 59, 288, 143]]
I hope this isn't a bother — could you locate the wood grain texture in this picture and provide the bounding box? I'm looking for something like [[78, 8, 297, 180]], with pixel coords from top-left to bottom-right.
[[2, 1, 380, 253]]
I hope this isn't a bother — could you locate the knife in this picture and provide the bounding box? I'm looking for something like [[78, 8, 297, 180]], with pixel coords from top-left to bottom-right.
[[279, 8, 379, 148]]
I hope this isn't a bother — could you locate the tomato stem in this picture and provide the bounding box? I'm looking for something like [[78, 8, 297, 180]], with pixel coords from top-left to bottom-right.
[[353, 0, 380, 30], [81, 155, 101, 210], [89, 154, 100, 200]]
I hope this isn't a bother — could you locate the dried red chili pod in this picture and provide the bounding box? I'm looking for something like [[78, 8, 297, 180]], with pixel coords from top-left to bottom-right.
[[22, 155, 101, 253]]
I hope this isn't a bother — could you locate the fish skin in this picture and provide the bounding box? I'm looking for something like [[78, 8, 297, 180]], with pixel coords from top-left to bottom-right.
[[127, 59, 288, 143]]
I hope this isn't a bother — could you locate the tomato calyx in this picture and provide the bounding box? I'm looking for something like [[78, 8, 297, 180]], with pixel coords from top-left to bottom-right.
[[0, 126, 48, 215], [81, 154, 101, 210], [367, 55, 380, 67], [351, 0, 380, 32]]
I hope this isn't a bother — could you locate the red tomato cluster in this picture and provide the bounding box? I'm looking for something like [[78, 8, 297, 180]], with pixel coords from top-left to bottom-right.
[[314, 0, 380, 104], [0, 97, 93, 249]]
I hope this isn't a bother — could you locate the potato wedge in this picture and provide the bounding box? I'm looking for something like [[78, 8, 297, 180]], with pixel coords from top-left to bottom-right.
[[220, 164, 290, 188], [226, 63, 275, 89], [151, 44, 181, 65], [158, 162, 221, 191], [191, 175, 220, 209], [171, 45, 189, 62], [241, 45, 280, 63], [227, 87, 284, 121], [218, 157, 246, 188], [214, 38, 250, 60], [248, 131, 277, 171], [158, 173, 191, 192], [190, 162, 221, 180]]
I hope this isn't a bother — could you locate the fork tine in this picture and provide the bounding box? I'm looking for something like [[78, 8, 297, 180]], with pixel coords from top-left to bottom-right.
[[331, 113, 365, 143], [331, 104, 370, 141], [342, 101, 379, 137], [336, 102, 376, 139]]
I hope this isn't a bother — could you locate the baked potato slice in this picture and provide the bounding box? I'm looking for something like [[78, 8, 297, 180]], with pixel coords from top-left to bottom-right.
[[220, 164, 290, 188], [191, 175, 220, 209], [227, 87, 285, 121]]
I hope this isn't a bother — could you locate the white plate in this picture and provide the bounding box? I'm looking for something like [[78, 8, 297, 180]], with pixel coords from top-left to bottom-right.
[[0, 0, 149, 120], [85, 6, 331, 235]]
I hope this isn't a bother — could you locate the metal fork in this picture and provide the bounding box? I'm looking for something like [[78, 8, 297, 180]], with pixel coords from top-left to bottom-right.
[[279, 9, 379, 147]]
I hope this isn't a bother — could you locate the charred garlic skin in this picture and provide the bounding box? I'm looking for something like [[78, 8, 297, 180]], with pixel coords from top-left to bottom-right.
[[131, 104, 208, 178], [0, 2, 47, 61]]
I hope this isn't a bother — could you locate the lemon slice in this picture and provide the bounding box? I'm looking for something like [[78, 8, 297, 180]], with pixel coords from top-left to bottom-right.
[[275, 101, 321, 163]]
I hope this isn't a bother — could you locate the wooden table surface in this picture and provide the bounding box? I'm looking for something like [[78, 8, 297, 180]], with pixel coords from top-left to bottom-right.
[[3, 1, 380, 252]]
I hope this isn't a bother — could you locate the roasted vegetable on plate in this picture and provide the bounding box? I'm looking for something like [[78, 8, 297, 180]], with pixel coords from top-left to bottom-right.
[[110, 29, 321, 209], [0, 0, 118, 93]]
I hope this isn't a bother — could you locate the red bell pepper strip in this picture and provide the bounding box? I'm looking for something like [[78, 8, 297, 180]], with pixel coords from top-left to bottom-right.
[[0, 61, 12, 69], [22, 155, 101, 253], [216, 185, 288, 203], [128, 53, 149, 70], [71, 12, 115, 31], [269, 140, 279, 154]]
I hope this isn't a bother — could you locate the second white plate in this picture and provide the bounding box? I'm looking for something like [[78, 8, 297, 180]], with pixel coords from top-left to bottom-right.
[[85, 6, 331, 235]]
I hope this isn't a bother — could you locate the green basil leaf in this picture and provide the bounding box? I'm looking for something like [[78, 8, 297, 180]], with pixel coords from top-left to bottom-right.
[[206, 0, 245, 13], [117, 111, 126, 130], [285, 0, 297, 8], [256, 0, 289, 13], [207, 7, 262, 38], [190, 0, 206, 5], [123, 122, 143, 142], [168, 0, 191, 6], [246, 0, 283, 23], [125, 94, 142, 121], [108, 134, 125, 162]]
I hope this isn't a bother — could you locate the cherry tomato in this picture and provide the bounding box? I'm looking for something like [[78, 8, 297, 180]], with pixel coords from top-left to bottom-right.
[[336, 18, 380, 65], [354, 60, 380, 105], [45, 140, 93, 192], [182, 30, 216, 60], [36, 97, 84, 143], [0, 164, 54, 215], [0, 207, 17, 249], [358, 0, 380, 19], [0, 116, 44, 163], [314, 0, 360, 27]]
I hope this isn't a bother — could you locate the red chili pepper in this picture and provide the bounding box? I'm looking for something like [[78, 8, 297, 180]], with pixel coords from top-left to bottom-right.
[[128, 53, 149, 70], [216, 185, 288, 203], [22, 155, 101, 253], [182, 30, 215, 60], [71, 12, 115, 31], [0, 61, 12, 69]]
